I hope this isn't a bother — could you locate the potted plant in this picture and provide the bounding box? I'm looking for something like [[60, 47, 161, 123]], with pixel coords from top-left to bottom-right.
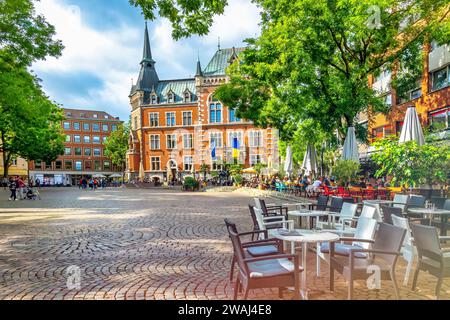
[[233, 174, 243, 187], [183, 176, 199, 192], [332, 160, 360, 187]]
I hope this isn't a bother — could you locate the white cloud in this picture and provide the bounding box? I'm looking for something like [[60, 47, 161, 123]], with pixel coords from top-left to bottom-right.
[[32, 0, 261, 120], [205, 0, 261, 46], [33, 0, 140, 118]]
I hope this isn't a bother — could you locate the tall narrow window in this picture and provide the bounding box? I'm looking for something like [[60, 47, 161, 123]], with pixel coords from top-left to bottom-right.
[[210, 132, 223, 148], [209, 103, 222, 123], [151, 157, 161, 171], [166, 134, 177, 149], [183, 133, 193, 149], [229, 108, 240, 122], [150, 113, 159, 127], [166, 112, 176, 127], [167, 92, 174, 103], [150, 135, 160, 150], [182, 111, 192, 126]]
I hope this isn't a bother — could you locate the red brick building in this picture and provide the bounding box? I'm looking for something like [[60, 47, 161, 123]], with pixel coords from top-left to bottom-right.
[[127, 24, 279, 182], [368, 42, 450, 143], [29, 108, 122, 186]]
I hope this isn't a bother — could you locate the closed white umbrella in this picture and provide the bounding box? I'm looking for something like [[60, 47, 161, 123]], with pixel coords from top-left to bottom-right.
[[302, 144, 318, 176], [342, 126, 359, 162], [399, 106, 425, 146], [284, 145, 293, 176]]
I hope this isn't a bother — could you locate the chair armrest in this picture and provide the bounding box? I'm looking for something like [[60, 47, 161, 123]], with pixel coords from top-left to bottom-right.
[[263, 216, 285, 221], [242, 240, 282, 248], [244, 254, 299, 264], [264, 220, 294, 227], [349, 248, 401, 256], [237, 230, 268, 237], [339, 237, 375, 243], [439, 236, 450, 240], [242, 238, 281, 246]]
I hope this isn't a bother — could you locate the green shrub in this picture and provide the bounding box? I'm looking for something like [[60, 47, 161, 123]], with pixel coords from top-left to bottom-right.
[[184, 176, 199, 190], [332, 160, 360, 186], [233, 174, 243, 186]]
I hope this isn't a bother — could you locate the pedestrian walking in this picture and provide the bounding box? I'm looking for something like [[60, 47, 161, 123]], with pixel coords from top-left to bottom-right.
[[17, 177, 25, 200], [9, 178, 17, 201]]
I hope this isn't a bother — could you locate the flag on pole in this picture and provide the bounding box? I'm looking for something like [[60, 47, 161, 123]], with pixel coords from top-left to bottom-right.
[[232, 137, 240, 159], [211, 139, 217, 161]]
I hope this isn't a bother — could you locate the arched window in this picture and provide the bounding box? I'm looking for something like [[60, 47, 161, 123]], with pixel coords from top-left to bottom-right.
[[151, 94, 157, 104]]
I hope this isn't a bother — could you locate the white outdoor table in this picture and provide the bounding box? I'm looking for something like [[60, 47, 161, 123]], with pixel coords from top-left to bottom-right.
[[408, 208, 450, 236], [363, 200, 395, 205], [288, 210, 329, 229], [282, 202, 314, 209], [272, 229, 340, 300]]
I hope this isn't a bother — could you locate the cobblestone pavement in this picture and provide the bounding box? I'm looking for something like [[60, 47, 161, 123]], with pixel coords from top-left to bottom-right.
[[0, 188, 448, 300]]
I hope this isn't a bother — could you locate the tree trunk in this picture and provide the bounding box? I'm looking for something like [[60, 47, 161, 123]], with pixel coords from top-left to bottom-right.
[[2, 150, 10, 179]]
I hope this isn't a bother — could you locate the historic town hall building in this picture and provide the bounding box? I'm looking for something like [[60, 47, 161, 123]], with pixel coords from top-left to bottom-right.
[[127, 24, 278, 182]]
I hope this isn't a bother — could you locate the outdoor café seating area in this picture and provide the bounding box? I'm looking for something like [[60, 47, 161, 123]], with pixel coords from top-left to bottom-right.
[[225, 195, 450, 300]]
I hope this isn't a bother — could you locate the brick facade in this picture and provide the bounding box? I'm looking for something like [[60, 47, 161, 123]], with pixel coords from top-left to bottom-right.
[[29, 108, 123, 186], [127, 25, 278, 182]]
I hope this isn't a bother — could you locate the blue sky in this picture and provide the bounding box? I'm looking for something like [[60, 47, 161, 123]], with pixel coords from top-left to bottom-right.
[[32, 0, 261, 121]]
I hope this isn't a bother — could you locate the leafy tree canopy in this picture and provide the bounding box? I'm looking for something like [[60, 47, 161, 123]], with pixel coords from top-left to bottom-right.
[[0, 0, 63, 66], [0, 0, 65, 177], [214, 0, 449, 144], [129, 0, 228, 39], [104, 123, 130, 172]]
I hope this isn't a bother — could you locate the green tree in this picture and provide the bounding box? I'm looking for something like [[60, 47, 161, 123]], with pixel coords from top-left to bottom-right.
[[372, 138, 450, 189], [0, 0, 63, 67], [0, 0, 64, 178], [104, 123, 130, 180], [214, 0, 449, 142], [0, 58, 65, 178], [332, 160, 360, 187], [129, 0, 227, 39]]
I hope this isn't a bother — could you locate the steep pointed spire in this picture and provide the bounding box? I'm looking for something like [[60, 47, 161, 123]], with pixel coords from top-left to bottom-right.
[[141, 22, 155, 64], [134, 22, 159, 93], [195, 55, 203, 77]]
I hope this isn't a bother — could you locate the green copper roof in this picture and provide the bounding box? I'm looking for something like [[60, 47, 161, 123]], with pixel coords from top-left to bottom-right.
[[155, 79, 197, 103], [203, 47, 245, 76]]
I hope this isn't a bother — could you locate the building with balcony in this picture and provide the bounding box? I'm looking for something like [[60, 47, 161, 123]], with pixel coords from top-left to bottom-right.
[[28, 108, 123, 186], [127, 24, 279, 182]]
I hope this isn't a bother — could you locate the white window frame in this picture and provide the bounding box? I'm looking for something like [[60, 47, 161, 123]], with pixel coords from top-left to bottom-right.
[[250, 154, 262, 166], [182, 111, 193, 126], [149, 113, 159, 127], [249, 130, 263, 147], [227, 131, 244, 147], [209, 132, 223, 148], [211, 155, 223, 171], [183, 156, 193, 171], [166, 134, 177, 149], [149, 134, 160, 150], [150, 156, 161, 171], [183, 133, 193, 149], [165, 112, 176, 127]]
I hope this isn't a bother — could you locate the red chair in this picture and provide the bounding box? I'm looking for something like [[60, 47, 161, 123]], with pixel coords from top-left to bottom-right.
[[363, 189, 377, 200], [377, 189, 388, 200], [322, 185, 336, 196], [336, 186, 351, 197]]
